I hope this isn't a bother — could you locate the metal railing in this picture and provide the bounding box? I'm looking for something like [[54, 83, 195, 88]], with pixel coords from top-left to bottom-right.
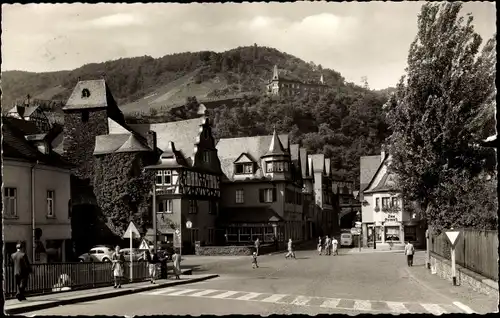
[[430, 229, 498, 282], [4, 261, 151, 299]]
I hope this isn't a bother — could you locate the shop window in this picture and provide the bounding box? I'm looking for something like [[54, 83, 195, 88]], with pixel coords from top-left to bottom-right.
[[404, 226, 417, 242], [235, 189, 244, 204], [385, 227, 400, 242], [239, 228, 251, 242]]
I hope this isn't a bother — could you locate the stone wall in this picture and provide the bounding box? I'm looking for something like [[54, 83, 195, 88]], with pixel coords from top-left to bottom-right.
[[195, 244, 279, 256], [430, 252, 498, 296]]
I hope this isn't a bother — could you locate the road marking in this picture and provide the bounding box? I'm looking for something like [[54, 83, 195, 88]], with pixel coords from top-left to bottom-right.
[[320, 298, 340, 309], [190, 289, 219, 297], [167, 289, 198, 296], [386, 301, 410, 313], [261, 294, 287, 303], [236, 292, 262, 301], [353, 300, 372, 311], [210, 291, 239, 299], [290, 296, 312, 306], [452, 301, 475, 314], [149, 288, 179, 295], [421, 303, 446, 315]]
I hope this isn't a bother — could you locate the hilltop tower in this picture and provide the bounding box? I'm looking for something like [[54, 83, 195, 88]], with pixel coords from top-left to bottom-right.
[[273, 65, 279, 80]]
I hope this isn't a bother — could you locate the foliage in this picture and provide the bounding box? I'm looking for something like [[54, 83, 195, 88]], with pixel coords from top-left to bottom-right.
[[385, 2, 497, 232], [93, 152, 157, 236]]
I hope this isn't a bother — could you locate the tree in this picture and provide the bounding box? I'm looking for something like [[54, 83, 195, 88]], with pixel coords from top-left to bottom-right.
[[385, 2, 497, 232]]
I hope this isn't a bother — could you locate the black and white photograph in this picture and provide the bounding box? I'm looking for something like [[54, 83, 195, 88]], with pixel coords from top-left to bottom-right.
[[1, 1, 497, 316]]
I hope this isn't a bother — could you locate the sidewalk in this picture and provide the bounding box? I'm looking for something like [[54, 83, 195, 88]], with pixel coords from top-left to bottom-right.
[[4, 273, 219, 315], [404, 252, 498, 314], [343, 247, 405, 254]]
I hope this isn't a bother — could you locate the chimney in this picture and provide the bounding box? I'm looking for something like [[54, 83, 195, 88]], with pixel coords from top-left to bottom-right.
[[147, 131, 157, 151], [381, 144, 386, 162]]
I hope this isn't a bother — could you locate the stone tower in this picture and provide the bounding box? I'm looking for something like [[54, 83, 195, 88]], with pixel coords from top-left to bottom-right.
[[273, 65, 279, 80]]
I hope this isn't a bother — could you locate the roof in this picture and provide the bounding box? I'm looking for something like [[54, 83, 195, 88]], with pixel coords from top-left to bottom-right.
[[359, 155, 382, 192], [63, 79, 116, 110], [263, 129, 288, 157], [127, 117, 205, 162], [310, 154, 325, 173], [2, 117, 73, 168], [363, 156, 397, 194], [299, 147, 308, 178], [325, 158, 331, 176], [290, 144, 300, 162], [216, 133, 289, 180], [7, 105, 41, 118], [93, 134, 147, 155], [219, 206, 284, 223]]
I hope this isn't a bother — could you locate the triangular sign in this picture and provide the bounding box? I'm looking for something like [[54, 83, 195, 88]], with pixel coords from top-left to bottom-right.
[[123, 221, 141, 239], [445, 231, 460, 247], [138, 239, 150, 250]]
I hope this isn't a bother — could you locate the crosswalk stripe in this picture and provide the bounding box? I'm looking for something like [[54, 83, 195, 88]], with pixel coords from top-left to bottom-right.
[[166, 289, 198, 296], [386, 301, 410, 313], [190, 289, 219, 297], [261, 294, 287, 303], [149, 288, 179, 295], [421, 303, 446, 315], [290, 296, 313, 306], [210, 291, 239, 299], [236, 292, 262, 301], [452, 301, 475, 314], [320, 298, 340, 308], [353, 300, 372, 311]]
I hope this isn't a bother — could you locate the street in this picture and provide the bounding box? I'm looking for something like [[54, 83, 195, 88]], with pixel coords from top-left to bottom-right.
[[23, 248, 498, 315]]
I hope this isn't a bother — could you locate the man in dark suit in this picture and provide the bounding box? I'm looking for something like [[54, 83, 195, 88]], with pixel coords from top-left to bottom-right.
[[11, 242, 32, 301]]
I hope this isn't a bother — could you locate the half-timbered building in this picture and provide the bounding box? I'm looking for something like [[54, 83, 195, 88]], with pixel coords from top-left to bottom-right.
[[6, 100, 51, 133], [118, 112, 224, 250]]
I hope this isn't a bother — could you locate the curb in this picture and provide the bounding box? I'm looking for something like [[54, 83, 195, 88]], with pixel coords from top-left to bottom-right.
[[5, 274, 219, 315]]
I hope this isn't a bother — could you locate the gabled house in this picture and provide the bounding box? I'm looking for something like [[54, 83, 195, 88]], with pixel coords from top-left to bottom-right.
[[360, 149, 425, 248], [216, 130, 305, 245], [2, 117, 73, 263], [125, 109, 223, 251], [6, 101, 51, 133]]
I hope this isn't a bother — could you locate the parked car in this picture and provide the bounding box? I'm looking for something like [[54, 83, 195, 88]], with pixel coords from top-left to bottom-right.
[[340, 233, 353, 247], [121, 248, 146, 262], [78, 246, 114, 262]]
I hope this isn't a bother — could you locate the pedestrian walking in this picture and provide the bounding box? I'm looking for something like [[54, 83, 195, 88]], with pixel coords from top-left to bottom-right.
[[172, 249, 182, 280], [111, 245, 125, 288], [317, 237, 323, 255], [325, 236, 331, 256], [145, 247, 158, 284], [332, 237, 339, 256], [11, 242, 31, 301], [285, 239, 296, 259], [252, 252, 259, 269], [255, 237, 261, 256], [405, 241, 415, 267]]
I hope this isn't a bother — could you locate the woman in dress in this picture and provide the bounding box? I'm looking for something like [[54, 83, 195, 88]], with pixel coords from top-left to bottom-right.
[[111, 245, 125, 288], [317, 236, 323, 255], [172, 249, 181, 280]]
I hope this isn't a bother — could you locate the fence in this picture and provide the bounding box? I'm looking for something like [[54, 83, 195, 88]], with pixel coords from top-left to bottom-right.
[[429, 228, 498, 281], [4, 261, 150, 299]]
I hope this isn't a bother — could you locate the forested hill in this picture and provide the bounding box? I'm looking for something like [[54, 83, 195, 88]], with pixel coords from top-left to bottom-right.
[[2, 45, 391, 184], [1, 45, 344, 112]]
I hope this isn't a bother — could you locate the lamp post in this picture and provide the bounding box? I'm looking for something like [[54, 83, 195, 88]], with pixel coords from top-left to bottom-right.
[[152, 183, 157, 253]]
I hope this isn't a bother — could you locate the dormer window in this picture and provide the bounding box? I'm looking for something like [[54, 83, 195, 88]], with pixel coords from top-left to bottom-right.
[[81, 89, 91, 99], [235, 163, 253, 174], [203, 151, 211, 163]]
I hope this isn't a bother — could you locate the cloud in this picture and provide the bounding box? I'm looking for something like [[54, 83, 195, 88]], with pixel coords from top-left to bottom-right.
[[87, 13, 144, 29]]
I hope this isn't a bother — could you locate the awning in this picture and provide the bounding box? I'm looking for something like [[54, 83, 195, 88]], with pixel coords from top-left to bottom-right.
[[219, 206, 284, 224]]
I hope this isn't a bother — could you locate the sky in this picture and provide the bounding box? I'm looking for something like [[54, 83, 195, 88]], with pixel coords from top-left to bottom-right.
[[1, 2, 496, 90]]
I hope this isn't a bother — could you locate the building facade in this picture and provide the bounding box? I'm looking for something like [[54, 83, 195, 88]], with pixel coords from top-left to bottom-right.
[[6, 101, 51, 133], [3, 117, 73, 263], [360, 151, 426, 248], [266, 65, 329, 97], [333, 179, 361, 229]]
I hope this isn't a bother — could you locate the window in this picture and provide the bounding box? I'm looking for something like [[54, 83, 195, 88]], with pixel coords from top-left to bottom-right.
[[81, 89, 91, 98], [207, 228, 215, 245], [81, 110, 89, 122], [189, 200, 198, 214], [156, 170, 172, 186], [266, 162, 273, 173], [375, 198, 380, 208], [260, 188, 275, 203], [391, 197, 399, 208], [3, 187, 17, 218], [209, 201, 217, 215], [47, 190, 55, 218], [158, 199, 173, 213], [266, 161, 289, 173], [239, 227, 251, 242], [235, 189, 244, 204], [382, 198, 390, 208], [203, 151, 211, 163]]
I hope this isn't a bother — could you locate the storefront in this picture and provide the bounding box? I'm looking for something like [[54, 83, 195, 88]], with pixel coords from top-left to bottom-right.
[[225, 224, 281, 244]]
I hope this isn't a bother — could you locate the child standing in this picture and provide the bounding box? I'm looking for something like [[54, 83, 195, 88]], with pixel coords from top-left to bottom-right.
[[252, 252, 259, 269]]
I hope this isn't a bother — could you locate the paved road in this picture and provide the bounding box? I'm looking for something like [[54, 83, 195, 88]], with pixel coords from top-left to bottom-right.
[[26, 249, 498, 315]]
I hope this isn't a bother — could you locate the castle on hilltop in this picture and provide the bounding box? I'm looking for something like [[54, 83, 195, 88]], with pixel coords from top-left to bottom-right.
[[266, 65, 330, 97]]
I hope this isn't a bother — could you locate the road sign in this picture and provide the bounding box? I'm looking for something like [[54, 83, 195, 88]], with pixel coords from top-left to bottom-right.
[[138, 239, 150, 250], [175, 229, 180, 236], [123, 221, 140, 239], [186, 221, 192, 229], [355, 222, 362, 228], [173, 233, 181, 248], [350, 228, 361, 235], [445, 230, 461, 248]]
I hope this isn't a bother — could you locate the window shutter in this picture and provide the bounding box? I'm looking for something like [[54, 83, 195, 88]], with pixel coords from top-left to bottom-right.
[[259, 189, 264, 203], [272, 188, 277, 202]]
